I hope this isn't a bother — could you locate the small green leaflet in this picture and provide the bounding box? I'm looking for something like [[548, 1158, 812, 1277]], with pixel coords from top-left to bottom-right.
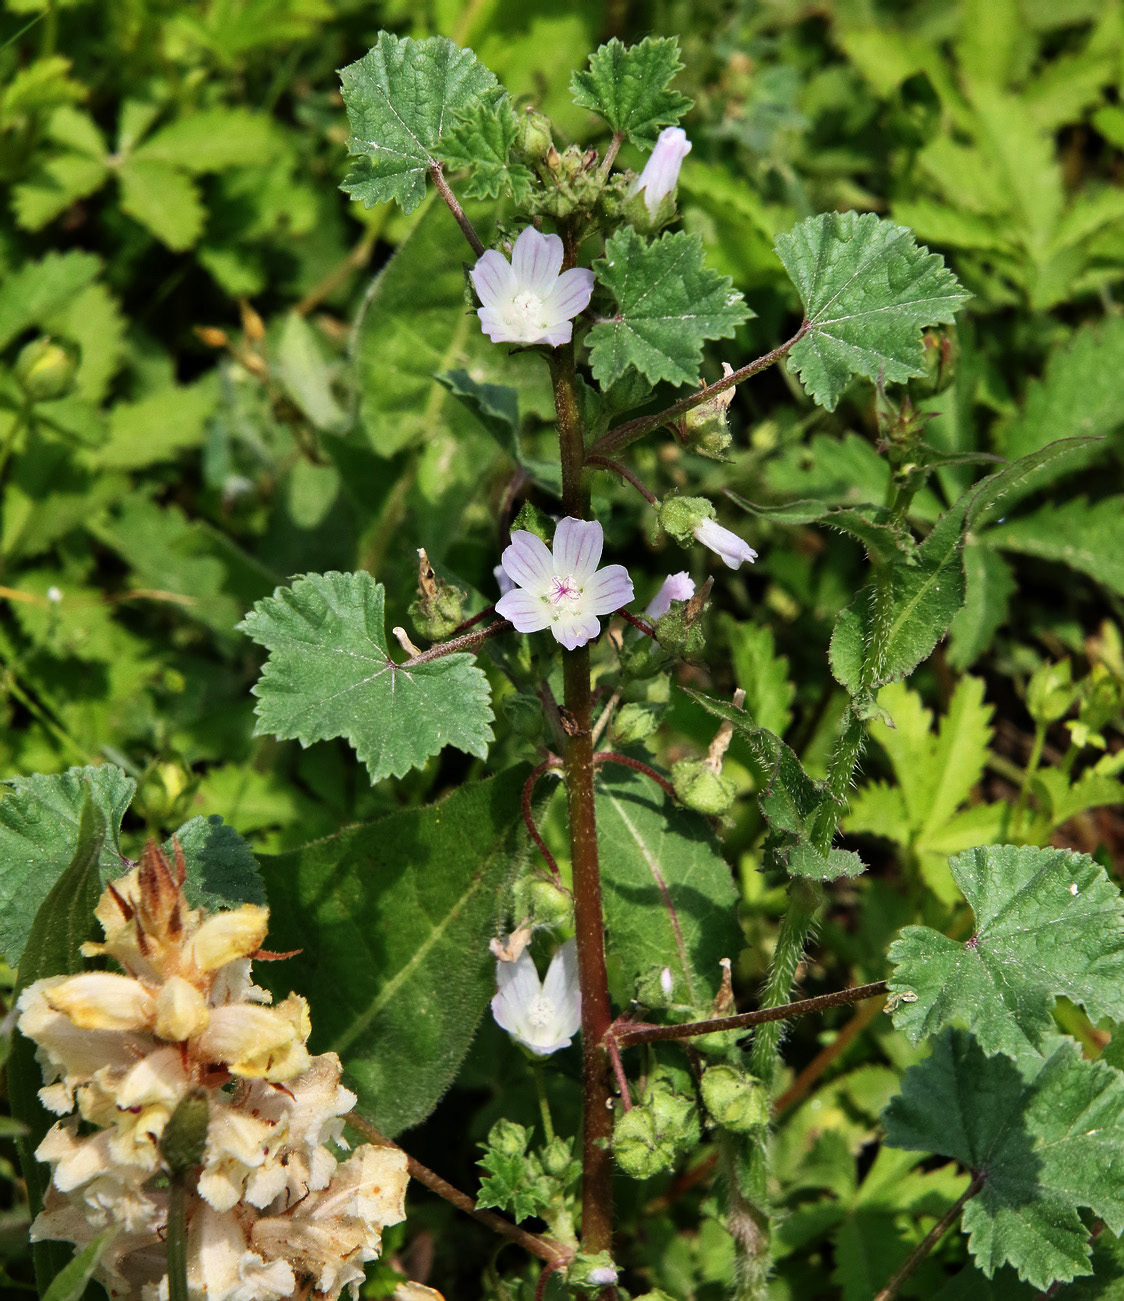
[[589, 227, 751, 388], [884, 1031, 1124, 1290], [570, 36, 692, 148], [984, 496, 1124, 598], [776, 211, 969, 411], [340, 34, 501, 212], [239, 570, 494, 784], [887, 844, 1124, 1063], [437, 98, 534, 202]]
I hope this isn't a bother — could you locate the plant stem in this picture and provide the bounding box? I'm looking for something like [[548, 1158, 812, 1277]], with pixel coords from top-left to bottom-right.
[[586, 453, 658, 505], [166, 1177, 189, 1301], [588, 325, 808, 460], [551, 342, 615, 1260], [598, 131, 625, 183], [1012, 721, 1047, 837], [429, 163, 486, 257], [400, 618, 512, 667], [533, 1062, 556, 1142], [591, 751, 677, 801], [614, 981, 887, 1048], [873, 1173, 985, 1301], [348, 1113, 570, 1265]]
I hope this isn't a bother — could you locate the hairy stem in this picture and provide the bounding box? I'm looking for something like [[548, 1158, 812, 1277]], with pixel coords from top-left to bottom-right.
[[614, 981, 888, 1048], [400, 618, 511, 667], [166, 1178, 190, 1301], [429, 163, 486, 257], [586, 453, 659, 505], [551, 343, 615, 1260], [589, 326, 808, 460]]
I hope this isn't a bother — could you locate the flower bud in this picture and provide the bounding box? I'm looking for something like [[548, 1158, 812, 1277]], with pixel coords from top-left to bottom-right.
[[700, 1064, 769, 1132], [159, 1087, 210, 1175], [609, 700, 665, 746], [651, 602, 707, 660], [658, 494, 714, 545], [409, 548, 466, 641], [671, 757, 736, 817], [516, 106, 555, 163], [14, 336, 79, 401], [520, 876, 573, 929], [155, 974, 210, 1041], [540, 1135, 578, 1180], [46, 973, 154, 1032], [629, 126, 691, 223], [679, 364, 735, 460], [568, 1252, 619, 1290], [613, 1082, 699, 1179], [486, 1118, 530, 1160], [190, 905, 270, 972]]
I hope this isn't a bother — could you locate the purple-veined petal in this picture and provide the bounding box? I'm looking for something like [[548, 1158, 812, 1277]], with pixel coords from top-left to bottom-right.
[[501, 530, 556, 592], [552, 611, 601, 651], [543, 267, 595, 322], [470, 250, 517, 308], [496, 589, 551, 633], [631, 127, 692, 217], [645, 571, 694, 620], [510, 227, 564, 291], [552, 517, 603, 580], [583, 564, 634, 616], [494, 564, 514, 597]]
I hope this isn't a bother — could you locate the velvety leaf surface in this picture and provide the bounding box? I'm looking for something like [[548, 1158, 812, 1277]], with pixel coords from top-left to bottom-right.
[[888, 845, 1124, 1061], [885, 1032, 1124, 1289], [775, 211, 969, 410], [437, 98, 533, 201], [239, 570, 494, 784], [595, 768, 741, 1003], [340, 34, 501, 212], [0, 765, 132, 965], [570, 36, 691, 147], [163, 814, 266, 912], [589, 227, 751, 388], [257, 768, 527, 1135], [985, 496, 1124, 597]]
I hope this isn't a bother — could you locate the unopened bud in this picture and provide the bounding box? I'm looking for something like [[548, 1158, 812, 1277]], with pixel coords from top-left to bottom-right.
[[522, 876, 573, 929], [409, 548, 466, 641], [160, 1087, 210, 1175], [510, 501, 552, 544], [15, 336, 79, 401], [568, 1252, 619, 1290], [679, 364, 735, 460], [516, 107, 555, 163], [672, 757, 736, 816], [540, 1135, 577, 1179], [486, 1118, 529, 1160], [700, 1064, 768, 1132], [613, 1082, 699, 1179], [609, 700, 665, 746]]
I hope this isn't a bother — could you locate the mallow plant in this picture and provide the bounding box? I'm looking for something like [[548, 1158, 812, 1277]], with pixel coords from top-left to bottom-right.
[[7, 31, 1124, 1301]]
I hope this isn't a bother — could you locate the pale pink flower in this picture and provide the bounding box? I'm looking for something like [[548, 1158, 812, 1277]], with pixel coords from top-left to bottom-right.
[[694, 518, 758, 569], [471, 227, 595, 347], [631, 127, 692, 216], [496, 518, 634, 650], [646, 571, 695, 620]]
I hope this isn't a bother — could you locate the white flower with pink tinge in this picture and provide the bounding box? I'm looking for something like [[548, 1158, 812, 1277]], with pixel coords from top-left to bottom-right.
[[470, 227, 595, 347], [496, 518, 634, 651], [492, 940, 582, 1056]]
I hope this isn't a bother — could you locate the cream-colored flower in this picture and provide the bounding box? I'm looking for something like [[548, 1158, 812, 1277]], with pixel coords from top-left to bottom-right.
[[21, 842, 410, 1301]]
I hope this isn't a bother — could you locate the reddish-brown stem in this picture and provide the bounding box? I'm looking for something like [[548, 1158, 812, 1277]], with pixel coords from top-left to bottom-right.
[[535, 1256, 567, 1301], [873, 1173, 985, 1301], [605, 1030, 633, 1112], [597, 130, 625, 183], [347, 1112, 569, 1265], [523, 759, 564, 882], [550, 339, 615, 1259], [589, 325, 809, 460], [449, 603, 497, 636], [429, 163, 486, 257], [773, 989, 885, 1115], [592, 751, 677, 802], [613, 981, 889, 1049], [618, 609, 657, 639], [586, 454, 658, 505], [400, 619, 511, 667]]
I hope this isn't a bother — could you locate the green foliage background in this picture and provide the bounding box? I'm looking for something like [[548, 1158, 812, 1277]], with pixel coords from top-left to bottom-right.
[[0, 0, 1122, 1297]]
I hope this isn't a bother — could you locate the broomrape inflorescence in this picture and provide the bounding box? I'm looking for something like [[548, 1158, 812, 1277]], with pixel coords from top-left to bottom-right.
[[18, 842, 411, 1301]]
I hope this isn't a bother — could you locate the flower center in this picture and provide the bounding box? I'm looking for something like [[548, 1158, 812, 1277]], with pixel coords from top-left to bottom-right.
[[510, 290, 548, 330], [526, 994, 555, 1029], [548, 574, 581, 604]]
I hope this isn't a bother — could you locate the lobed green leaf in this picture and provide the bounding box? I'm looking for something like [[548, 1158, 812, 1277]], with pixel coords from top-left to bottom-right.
[[239, 570, 494, 784], [776, 211, 969, 411], [570, 36, 691, 148]]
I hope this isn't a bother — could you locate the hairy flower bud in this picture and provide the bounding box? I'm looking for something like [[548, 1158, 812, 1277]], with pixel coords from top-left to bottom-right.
[[15, 335, 80, 401], [613, 1081, 699, 1179], [671, 757, 737, 817], [700, 1064, 769, 1132]]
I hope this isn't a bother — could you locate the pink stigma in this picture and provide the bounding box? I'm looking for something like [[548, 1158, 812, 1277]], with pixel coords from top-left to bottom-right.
[[548, 575, 580, 604]]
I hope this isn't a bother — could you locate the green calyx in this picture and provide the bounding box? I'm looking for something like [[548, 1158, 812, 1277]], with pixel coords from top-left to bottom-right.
[[613, 1080, 700, 1179], [671, 757, 736, 816], [700, 1063, 769, 1132]]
